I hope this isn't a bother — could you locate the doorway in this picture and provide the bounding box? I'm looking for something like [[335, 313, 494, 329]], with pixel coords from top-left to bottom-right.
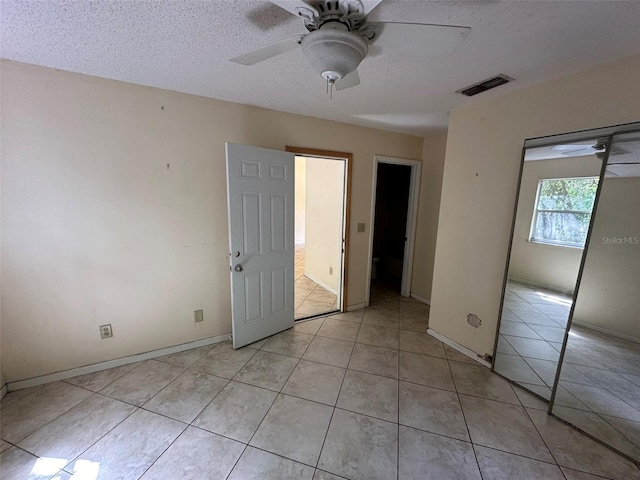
[[288, 147, 351, 320], [368, 156, 421, 304]]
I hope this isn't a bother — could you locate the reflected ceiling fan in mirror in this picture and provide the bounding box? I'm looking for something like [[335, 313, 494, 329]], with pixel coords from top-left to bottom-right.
[[552, 140, 607, 157], [230, 0, 471, 95], [552, 139, 630, 159]]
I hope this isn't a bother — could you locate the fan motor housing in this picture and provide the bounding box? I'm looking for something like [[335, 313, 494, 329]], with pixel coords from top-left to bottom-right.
[[301, 29, 368, 81], [301, 0, 367, 32]]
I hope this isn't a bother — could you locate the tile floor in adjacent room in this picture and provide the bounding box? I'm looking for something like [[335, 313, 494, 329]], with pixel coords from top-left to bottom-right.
[[295, 245, 339, 320], [2, 295, 639, 479]]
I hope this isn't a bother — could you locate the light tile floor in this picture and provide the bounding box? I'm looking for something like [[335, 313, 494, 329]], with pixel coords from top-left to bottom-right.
[[494, 281, 572, 399], [1, 296, 639, 479], [552, 325, 640, 463], [295, 245, 338, 320]]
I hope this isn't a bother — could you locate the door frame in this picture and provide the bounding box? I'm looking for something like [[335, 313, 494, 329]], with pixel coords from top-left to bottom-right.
[[367, 155, 422, 304], [286, 146, 352, 312]]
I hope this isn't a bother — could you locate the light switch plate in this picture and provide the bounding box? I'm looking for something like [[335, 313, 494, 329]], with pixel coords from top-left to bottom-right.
[[357, 223, 365, 233]]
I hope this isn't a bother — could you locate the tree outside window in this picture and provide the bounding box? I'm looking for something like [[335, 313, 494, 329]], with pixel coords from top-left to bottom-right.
[[530, 177, 599, 248]]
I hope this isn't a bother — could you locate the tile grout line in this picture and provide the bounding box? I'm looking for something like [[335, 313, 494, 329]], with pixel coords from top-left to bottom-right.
[[222, 397, 277, 478], [470, 443, 485, 480], [472, 442, 574, 468], [5, 384, 111, 447], [520, 352, 559, 389], [499, 288, 570, 402], [445, 348, 484, 479], [180, 340, 263, 470], [61, 358, 146, 392], [314, 319, 359, 474], [226, 329, 315, 476], [135, 420, 189, 479], [517, 385, 564, 471], [58, 402, 142, 475], [76, 361, 230, 475]]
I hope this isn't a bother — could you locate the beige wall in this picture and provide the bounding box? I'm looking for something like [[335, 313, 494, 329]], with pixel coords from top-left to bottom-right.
[[572, 177, 640, 340], [294, 156, 306, 245], [508, 155, 601, 293], [304, 158, 345, 294], [429, 53, 640, 356], [411, 132, 447, 302], [0, 60, 423, 382]]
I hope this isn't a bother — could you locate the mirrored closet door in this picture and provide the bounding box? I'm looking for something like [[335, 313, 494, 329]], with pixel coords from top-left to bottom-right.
[[493, 135, 603, 400], [551, 130, 640, 463]]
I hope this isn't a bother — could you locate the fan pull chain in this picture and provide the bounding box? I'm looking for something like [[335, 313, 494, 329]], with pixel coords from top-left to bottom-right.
[[326, 78, 334, 99]]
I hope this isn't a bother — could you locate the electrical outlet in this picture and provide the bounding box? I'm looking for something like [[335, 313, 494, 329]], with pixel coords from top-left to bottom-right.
[[194, 309, 204, 323], [357, 222, 366, 233], [99, 324, 113, 339], [329, 266, 333, 275]]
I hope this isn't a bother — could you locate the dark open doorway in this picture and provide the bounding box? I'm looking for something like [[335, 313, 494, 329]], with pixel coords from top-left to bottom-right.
[[370, 162, 412, 302]]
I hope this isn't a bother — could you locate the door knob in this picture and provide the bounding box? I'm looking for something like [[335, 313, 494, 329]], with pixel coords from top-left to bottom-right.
[[234, 264, 244, 272]]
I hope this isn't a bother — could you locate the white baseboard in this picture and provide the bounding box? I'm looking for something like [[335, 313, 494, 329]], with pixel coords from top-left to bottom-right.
[[304, 272, 338, 296], [6, 333, 231, 392], [572, 320, 640, 344], [508, 276, 574, 296], [410, 293, 431, 305], [427, 328, 491, 368], [0, 383, 7, 400], [347, 302, 367, 312]]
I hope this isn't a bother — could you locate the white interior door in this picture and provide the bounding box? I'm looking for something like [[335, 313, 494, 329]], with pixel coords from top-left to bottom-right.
[[226, 143, 295, 348]]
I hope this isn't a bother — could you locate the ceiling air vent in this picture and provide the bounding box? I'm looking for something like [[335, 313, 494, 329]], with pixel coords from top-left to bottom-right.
[[456, 74, 513, 97]]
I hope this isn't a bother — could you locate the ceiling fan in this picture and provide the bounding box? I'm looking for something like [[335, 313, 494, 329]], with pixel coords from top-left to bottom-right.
[[552, 139, 630, 159], [552, 141, 608, 157], [230, 0, 471, 95]]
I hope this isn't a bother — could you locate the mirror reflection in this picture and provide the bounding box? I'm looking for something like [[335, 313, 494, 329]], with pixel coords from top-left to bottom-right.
[[494, 138, 603, 399], [551, 131, 640, 461]]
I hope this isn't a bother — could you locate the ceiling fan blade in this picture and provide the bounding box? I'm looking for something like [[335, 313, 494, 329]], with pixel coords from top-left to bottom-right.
[[561, 148, 594, 156], [361, 0, 384, 15], [269, 0, 319, 18], [552, 144, 602, 152], [366, 22, 471, 55], [335, 70, 360, 91], [230, 36, 303, 65]]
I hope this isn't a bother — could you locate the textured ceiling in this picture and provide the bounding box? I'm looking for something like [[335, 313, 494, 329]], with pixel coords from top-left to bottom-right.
[[2, 0, 640, 136]]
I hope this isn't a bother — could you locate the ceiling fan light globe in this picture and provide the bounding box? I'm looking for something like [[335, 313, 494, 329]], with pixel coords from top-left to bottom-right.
[[301, 29, 368, 81]]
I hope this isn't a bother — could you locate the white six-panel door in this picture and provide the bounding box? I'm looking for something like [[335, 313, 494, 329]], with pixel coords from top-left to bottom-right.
[[225, 143, 295, 348]]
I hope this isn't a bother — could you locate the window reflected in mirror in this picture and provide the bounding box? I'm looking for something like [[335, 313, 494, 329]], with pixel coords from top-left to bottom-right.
[[493, 138, 603, 400], [530, 176, 599, 248]]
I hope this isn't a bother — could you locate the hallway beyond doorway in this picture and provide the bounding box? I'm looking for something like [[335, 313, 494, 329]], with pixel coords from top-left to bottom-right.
[[295, 245, 338, 320]]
